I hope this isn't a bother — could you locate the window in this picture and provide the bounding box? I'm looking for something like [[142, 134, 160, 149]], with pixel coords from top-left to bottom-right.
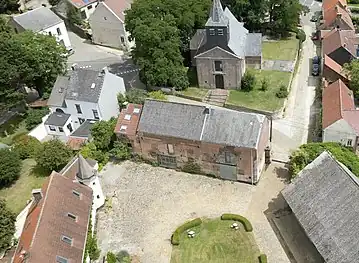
[[120, 125, 127, 131], [72, 190, 81, 198], [120, 36, 125, 43], [209, 28, 215, 35], [79, 118, 85, 124], [167, 144, 174, 154], [49, 126, 56, 131], [56, 27, 61, 35], [75, 104, 82, 114], [67, 213, 77, 221], [157, 154, 177, 168], [49, 31, 52, 36], [87, 4, 93, 9], [133, 108, 140, 114], [218, 29, 224, 35], [93, 109, 99, 119], [224, 152, 232, 163], [56, 256, 68, 263], [61, 235, 73, 245], [124, 114, 131, 120], [58, 127, 64, 132], [214, 61, 223, 71], [347, 139, 353, 146]]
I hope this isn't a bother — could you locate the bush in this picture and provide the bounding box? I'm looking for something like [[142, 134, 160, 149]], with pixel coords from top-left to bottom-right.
[[109, 140, 131, 161], [148, 90, 167, 101], [106, 251, 117, 263], [48, 0, 60, 5], [171, 218, 202, 245], [80, 142, 109, 169], [13, 135, 41, 159], [181, 160, 201, 174], [221, 213, 253, 232], [126, 89, 148, 104], [259, 254, 267, 263], [0, 200, 16, 253], [296, 28, 306, 42], [67, 2, 82, 25], [275, 85, 288, 98], [117, 250, 131, 263], [261, 78, 269, 91], [241, 71, 256, 92], [25, 108, 49, 130], [0, 149, 21, 188]]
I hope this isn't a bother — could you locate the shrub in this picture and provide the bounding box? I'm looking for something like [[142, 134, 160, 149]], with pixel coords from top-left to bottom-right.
[[181, 160, 201, 174], [171, 218, 202, 245], [117, 93, 126, 108], [80, 142, 109, 168], [241, 71, 256, 92], [0, 200, 16, 253], [106, 251, 117, 263], [296, 28, 306, 42], [148, 90, 167, 101], [275, 85, 288, 98], [0, 149, 21, 188], [126, 89, 148, 104], [25, 108, 49, 130], [13, 135, 41, 159], [261, 78, 269, 91], [90, 118, 116, 150], [67, 2, 82, 25], [259, 254, 267, 263], [109, 140, 131, 161], [221, 213, 253, 232], [117, 250, 131, 263], [48, 0, 60, 5]]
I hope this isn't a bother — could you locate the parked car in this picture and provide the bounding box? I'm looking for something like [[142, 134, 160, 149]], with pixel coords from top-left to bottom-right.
[[312, 56, 321, 76], [310, 15, 318, 22]]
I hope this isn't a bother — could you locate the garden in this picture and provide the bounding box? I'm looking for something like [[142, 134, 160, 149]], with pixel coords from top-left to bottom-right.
[[170, 214, 266, 263], [262, 35, 299, 61]]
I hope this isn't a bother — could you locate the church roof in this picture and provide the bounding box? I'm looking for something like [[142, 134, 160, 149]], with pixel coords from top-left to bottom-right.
[[77, 154, 95, 180], [205, 0, 228, 27]]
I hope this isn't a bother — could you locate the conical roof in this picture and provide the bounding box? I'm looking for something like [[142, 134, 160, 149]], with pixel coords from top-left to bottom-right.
[[205, 0, 228, 27], [77, 154, 95, 181]]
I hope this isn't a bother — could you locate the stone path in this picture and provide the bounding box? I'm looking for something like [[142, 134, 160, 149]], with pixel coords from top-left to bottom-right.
[[203, 89, 229, 106]]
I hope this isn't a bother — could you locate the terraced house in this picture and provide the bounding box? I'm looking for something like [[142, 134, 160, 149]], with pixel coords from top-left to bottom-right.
[[115, 100, 270, 184]]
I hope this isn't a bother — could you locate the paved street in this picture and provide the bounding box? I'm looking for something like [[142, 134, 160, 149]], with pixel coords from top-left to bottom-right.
[[271, 11, 320, 162]]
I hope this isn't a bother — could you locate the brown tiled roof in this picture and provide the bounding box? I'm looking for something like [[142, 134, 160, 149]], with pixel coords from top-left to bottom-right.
[[67, 137, 87, 150], [323, 5, 354, 30], [67, 0, 97, 8], [103, 0, 132, 22], [114, 104, 142, 137], [322, 79, 357, 129], [323, 0, 347, 11], [322, 28, 356, 56], [13, 173, 92, 263], [324, 54, 350, 80]]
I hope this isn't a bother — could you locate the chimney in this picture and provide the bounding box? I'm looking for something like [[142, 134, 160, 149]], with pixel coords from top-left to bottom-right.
[[337, 12, 342, 18], [32, 189, 42, 203]]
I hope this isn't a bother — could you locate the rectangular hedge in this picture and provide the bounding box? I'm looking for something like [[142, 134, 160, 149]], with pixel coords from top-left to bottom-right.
[[171, 218, 202, 245], [259, 254, 267, 263], [221, 213, 253, 232]]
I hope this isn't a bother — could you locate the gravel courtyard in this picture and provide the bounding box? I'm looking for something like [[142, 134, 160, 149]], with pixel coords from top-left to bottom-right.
[[96, 161, 291, 263]]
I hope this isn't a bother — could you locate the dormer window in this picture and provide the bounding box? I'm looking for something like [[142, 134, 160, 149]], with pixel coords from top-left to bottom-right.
[[209, 29, 215, 35], [218, 29, 223, 35]]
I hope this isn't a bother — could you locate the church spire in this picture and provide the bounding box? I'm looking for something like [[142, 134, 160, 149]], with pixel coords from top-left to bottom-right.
[[206, 0, 228, 27]]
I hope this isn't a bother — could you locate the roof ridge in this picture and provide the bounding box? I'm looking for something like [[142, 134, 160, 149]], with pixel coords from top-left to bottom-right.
[[146, 99, 206, 110]]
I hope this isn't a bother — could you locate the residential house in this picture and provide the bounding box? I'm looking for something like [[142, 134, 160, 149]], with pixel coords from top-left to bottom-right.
[[282, 151, 359, 263], [89, 0, 133, 50], [66, 0, 98, 20], [10, 7, 72, 49], [323, 54, 350, 85], [322, 28, 357, 66], [13, 173, 92, 263], [115, 100, 270, 183], [319, 4, 354, 30], [322, 79, 359, 150], [46, 67, 125, 141], [189, 0, 262, 89]]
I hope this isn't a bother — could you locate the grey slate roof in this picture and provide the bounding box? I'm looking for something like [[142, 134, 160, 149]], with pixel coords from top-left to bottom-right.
[[245, 33, 262, 57], [44, 112, 70, 126], [77, 154, 95, 180], [47, 76, 69, 107], [12, 7, 63, 32], [138, 100, 266, 148], [205, 0, 228, 27], [190, 29, 206, 50], [71, 120, 96, 138], [282, 151, 359, 263]]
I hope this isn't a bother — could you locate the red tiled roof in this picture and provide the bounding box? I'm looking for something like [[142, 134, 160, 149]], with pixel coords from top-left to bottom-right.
[[68, 0, 97, 8], [324, 54, 350, 80], [323, 5, 354, 30], [322, 28, 356, 57], [323, 0, 347, 11], [114, 104, 142, 137], [67, 137, 87, 150], [13, 173, 92, 263], [103, 0, 132, 21]]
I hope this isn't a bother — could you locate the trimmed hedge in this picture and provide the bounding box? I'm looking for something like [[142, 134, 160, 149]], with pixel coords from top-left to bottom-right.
[[258, 254, 267, 263], [171, 218, 202, 245], [221, 213, 253, 232]]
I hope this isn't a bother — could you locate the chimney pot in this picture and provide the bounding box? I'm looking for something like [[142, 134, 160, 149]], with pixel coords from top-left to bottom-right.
[[32, 189, 42, 203], [337, 12, 342, 18]]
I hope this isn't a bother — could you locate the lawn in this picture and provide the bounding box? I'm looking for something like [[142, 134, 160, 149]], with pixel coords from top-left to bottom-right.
[[179, 87, 208, 100], [0, 118, 28, 145], [227, 69, 292, 112], [262, 36, 299, 61], [0, 159, 47, 215], [171, 219, 260, 263]]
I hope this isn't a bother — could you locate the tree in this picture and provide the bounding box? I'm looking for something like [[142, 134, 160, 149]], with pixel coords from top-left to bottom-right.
[[80, 142, 109, 168], [90, 119, 116, 150], [13, 135, 42, 159], [344, 60, 359, 97], [148, 90, 167, 100], [25, 107, 49, 130], [0, 149, 21, 187], [241, 71, 256, 91], [0, 0, 19, 14], [117, 93, 126, 109], [275, 85, 288, 98], [0, 199, 15, 253], [261, 77, 269, 91], [109, 141, 131, 160], [48, 0, 61, 6], [87, 235, 100, 261], [125, 89, 148, 104], [35, 139, 72, 172], [106, 252, 117, 263], [0, 15, 13, 35], [67, 2, 82, 25], [289, 142, 359, 179]]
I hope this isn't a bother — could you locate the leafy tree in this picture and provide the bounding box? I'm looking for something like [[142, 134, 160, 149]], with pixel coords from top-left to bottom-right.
[[25, 107, 49, 130], [13, 135, 42, 159], [0, 149, 21, 187], [48, 0, 61, 6], [344, 60, 359, 97], [148, 90, 167, 101], [241, 71, 256, 91], [0, 0, 19, 14], [107, 252, 117, 263], [0, 199, 15, 253], [109, 141, 131, 160], [90, 119, 116, 150], [35, 139, 72, 172], [261, 77, 269, 91], [289, 142, 359, 179], [87, 235, 100, 261], [276, 85, 288, 98], [67, 2, 82, 25], [117, 93, 126, 108], [125, 89, 148, 104], [80, 142, 109, 168], [0, 15, 13, 35]]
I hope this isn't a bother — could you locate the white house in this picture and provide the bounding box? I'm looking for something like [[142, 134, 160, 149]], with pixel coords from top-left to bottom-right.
[[322, 79, 359, 151], [66, 0, 98, 20], [10, 6, 72, 49], [46, 67, 126, 140]]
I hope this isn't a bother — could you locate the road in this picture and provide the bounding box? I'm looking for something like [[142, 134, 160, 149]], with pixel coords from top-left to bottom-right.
[[271, 9, 320, 162]]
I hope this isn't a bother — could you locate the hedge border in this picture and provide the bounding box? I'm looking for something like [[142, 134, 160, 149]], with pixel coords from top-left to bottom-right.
[[171, 218, 202, 245], [220, 213, 253, 232], [258, 254, 267, 263]]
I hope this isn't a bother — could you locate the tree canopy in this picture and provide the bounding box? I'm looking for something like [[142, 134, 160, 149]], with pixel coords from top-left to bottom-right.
[[0, 199, 15, 253], [0, 0, 19, 14], [0, 149, 21, 188], [90, 118, 116, 151], [344, 60, 359, 97]]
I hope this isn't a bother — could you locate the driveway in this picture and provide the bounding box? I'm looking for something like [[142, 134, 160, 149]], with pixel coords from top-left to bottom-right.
[[96, 161, 291, 263]]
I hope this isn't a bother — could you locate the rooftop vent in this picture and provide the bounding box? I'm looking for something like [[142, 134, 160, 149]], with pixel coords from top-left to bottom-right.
[[90, 83, 96, 89]]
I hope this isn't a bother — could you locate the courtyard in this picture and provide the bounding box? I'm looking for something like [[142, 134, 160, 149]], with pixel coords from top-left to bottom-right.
[[96, 161, 292, 263]]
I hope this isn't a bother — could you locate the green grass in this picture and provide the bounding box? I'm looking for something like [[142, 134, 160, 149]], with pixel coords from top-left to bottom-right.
[[227, 69, 291, 111], [179, 88, 208, 100], [171, 218, 260, 263], [262, 36, 299, 61], [0, 159, 47, 215]]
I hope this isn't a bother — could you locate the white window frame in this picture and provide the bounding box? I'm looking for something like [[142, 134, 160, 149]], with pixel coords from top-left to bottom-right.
[[218, 29, 224, 35], [49, 126, 56, 131], [209, 28, 215, 35], [167, 144, 174, 154], [67, 212, 77, 221], [56, 256, 68, 263], [61, 235, 73, 245], [72, 190, 81, 198], [347, 139, 353, 146]]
